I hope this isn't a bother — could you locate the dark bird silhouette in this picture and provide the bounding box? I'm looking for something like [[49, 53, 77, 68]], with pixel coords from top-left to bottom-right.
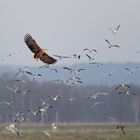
[[115, 124, 126, 135]]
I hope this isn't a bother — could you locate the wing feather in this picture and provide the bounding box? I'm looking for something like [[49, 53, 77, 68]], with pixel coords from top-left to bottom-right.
[[40, 53, 57, 64], [24, 34, 41, 53]]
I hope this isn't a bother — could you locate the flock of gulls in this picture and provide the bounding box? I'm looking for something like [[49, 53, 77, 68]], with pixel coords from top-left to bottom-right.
[[0, 24, 139, 137]]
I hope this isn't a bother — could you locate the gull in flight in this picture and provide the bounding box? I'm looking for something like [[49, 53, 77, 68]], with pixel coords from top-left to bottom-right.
[[124, 66, 138, 75], [104, 39, 120, 48], [16, 67, 30, 76], [116, 84, 131, 90], [66, 76, 81, 83], [52, 54, 70, 59], [68, 80, 83, 88], [89, 61, 103, 67], [6, 86, 21, 94], [85, 53, 95, 61], [21, 90, 31, 95], [34, 105, 53, 122], [48, 95, 62, 101], [91, 101, 102, 108], [53, 79, 65, 84], [25, 70, 43, 80], [66, 76, 82, 88], [39, 99, 48, 106], [117, 91, 136, 95], [5, 123, 21, 136], [83, 48, 97, 53], [14, 111, 29, 123], [87, 92, 110, 101], [108, 24, 120, 35], [70, 54, 81, 59], [68, 97, 76, 101], [0, 101, 13, 106], [13, 79, 27, 84], [83, 48, 97, 59], [39, 65, 58, 73], [63, 67, 85, 75]]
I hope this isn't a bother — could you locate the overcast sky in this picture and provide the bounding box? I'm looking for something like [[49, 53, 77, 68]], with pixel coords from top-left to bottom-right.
[[0, 0, 140, 66]]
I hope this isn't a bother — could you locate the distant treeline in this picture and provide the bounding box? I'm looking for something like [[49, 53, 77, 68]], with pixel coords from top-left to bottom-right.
[[0, 73, 140, 123]]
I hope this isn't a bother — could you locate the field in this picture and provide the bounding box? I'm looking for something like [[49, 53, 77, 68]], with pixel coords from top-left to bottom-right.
[[0, 123, 140, 140]]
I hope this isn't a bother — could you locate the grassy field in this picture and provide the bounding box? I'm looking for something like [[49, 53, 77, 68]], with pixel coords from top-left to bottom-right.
[[0, 123, 140, 140]]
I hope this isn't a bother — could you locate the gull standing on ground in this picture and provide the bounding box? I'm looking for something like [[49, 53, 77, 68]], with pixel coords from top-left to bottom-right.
[[43, 130, 51, 137], [115, 124, 126, 135], [52, 122, 58, 130]]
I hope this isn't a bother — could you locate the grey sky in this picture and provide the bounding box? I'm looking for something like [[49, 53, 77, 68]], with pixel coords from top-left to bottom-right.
[[0, 0, 140, 66]]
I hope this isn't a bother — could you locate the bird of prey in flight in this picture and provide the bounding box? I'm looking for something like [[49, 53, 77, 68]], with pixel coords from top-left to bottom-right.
[[24, 34, 57, 64]]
